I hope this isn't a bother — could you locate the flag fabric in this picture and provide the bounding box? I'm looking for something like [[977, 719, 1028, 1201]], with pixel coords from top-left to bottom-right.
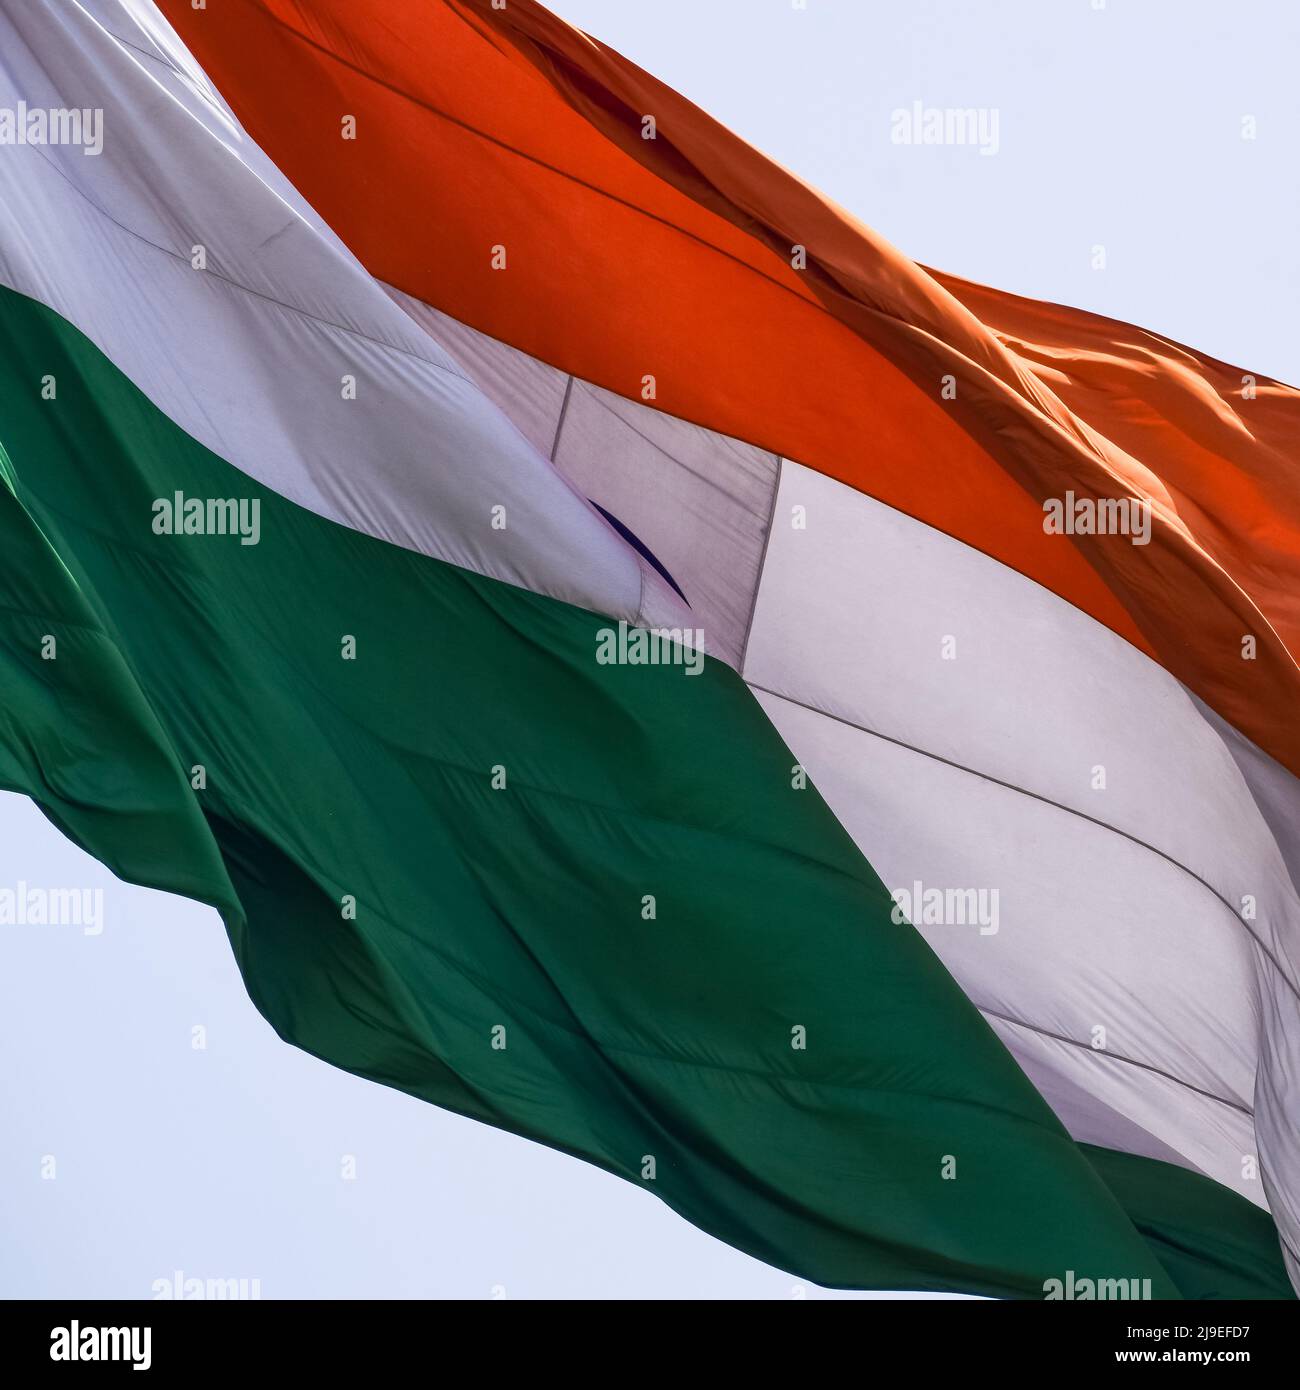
[[0, 0, 1295, 1298]]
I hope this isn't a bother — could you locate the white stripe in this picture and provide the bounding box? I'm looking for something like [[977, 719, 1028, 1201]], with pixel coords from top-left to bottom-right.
[[386, 286, 781, 669], [745, 461, 1300, 1261], [0, 0, 685, 630]]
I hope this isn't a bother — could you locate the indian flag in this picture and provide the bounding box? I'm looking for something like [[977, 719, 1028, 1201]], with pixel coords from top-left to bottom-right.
[[1, 0, 1296, 1299]]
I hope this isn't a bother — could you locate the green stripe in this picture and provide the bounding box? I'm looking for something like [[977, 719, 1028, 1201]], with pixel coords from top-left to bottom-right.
[[0, 435, 237, 916], [0, 282, 1285, 1297], [1082, 1146, 1293, 1299]]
